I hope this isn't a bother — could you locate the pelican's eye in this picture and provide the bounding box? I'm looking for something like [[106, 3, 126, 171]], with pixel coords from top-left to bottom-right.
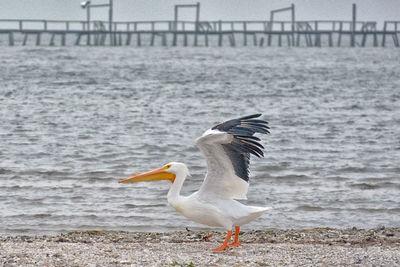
[[163, 164, 171, 169]]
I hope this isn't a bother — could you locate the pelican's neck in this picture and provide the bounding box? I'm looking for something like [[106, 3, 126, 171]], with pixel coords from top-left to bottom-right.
[[167, 169, 187, 202]]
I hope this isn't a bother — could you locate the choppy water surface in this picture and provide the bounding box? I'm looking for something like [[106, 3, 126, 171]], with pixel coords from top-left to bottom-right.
[[1, 47, 399, 235]]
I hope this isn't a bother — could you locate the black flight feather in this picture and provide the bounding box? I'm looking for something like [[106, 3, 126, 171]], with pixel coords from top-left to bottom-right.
[[211, 114, 269, 182]]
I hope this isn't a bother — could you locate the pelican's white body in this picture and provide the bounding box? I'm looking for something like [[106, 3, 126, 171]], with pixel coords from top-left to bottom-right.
[[164, 127, 271, 230], [168, 191, 270, 229]]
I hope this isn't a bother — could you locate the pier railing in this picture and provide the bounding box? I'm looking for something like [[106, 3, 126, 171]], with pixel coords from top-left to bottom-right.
[[0, 19, 399, 47]]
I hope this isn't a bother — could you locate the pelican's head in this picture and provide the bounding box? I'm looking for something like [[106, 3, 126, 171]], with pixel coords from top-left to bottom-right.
[[118, 162, 189, 184]]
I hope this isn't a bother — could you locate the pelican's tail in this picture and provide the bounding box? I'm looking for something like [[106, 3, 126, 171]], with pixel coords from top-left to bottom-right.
[[250, 206, 272, 215], [236, 206, 272, 226]]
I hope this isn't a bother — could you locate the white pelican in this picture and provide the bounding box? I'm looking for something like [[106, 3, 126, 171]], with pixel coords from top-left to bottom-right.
[[118, 114, 271, 251]]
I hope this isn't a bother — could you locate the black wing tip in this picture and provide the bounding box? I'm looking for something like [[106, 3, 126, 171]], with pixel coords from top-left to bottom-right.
[[235, 114, 270, 135], [212, 113, 270, 159], [213, 114, 269, 130], [215, 114, 270, 182], [238, 114, 268, 123], [238, 113, 262, 120]]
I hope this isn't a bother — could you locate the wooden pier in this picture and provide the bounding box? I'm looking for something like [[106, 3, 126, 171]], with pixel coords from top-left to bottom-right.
[[0, 19, 399, 47]]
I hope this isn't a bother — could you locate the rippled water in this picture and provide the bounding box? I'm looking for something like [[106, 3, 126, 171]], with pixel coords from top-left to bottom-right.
[[1, 47, 399, 235]]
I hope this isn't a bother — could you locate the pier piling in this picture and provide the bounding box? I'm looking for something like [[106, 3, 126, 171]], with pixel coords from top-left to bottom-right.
[[351, 3, 356, 47], [8, 32, 14, 46], [22, 33, 28, 46]]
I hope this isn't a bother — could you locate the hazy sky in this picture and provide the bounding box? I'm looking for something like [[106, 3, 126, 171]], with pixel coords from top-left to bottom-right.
[[0, 0, 398, 26]]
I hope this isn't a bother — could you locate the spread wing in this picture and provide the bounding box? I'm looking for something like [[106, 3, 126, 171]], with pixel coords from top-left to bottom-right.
[[196, 114, 269, 200]]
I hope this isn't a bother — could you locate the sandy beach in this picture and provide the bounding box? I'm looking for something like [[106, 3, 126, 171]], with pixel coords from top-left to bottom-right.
[[1, 227, 399, 266]]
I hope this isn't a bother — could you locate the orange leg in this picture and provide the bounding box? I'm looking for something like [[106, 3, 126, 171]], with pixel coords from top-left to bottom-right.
[[229, 226, 243, 247], [212, 230, 232, 251]]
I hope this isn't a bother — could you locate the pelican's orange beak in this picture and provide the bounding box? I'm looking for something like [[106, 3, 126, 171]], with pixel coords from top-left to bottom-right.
[[118, 166, 176, 184]]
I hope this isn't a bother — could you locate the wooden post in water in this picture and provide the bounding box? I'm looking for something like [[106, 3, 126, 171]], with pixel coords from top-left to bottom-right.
[[75, 34, 81, 45], [113, 23, 117, 46], [96, 32, 100, 46], [230, 22, 236, 46], [126, 33, 132, 45], [194, 2, 200, 47], [229, 22, 236, 47], [351, 3, 356, 47], [61, 34, 66, 46], [243, 22, 247, 46], [337, 21, 343, 46], [118, 32, 122, 46], [307, 24, 312, 46], [109, 0, 113, 46], [125, 24, 131, 45], [150, 22, 155, 46], [259, 37, 264, 47], [8, 32, 14, 46], [296, 23, 301, 46], [382, 21, 387, 47], [218, 20, 222, 46], [86, 5, 91, 45], [393, 35, 400, 47], [267, 21, 273, 46], [393, 23, 400, 47], [173, 5, 178, 46], [137, 32, 141, 46], [50, 33, 55, 46], [22, 33, 28, 46], [94, 29, 99, 46], [204, 26, 209, 47], [229, 34, 235, 47], [361, 22, 368, 47], [184, 21, 188, 46], [291, 4, 295, 46], [36, 33, 41, 46], [314, 22, 321, 47], [182, 33, 187, 46], [101, 32, 107, 45], [373, 25, 378, 47], [328, 33, 333, 47]]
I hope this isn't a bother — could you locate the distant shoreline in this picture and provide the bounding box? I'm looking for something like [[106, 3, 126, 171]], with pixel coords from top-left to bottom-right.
[[1, 228, 399, 266]]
